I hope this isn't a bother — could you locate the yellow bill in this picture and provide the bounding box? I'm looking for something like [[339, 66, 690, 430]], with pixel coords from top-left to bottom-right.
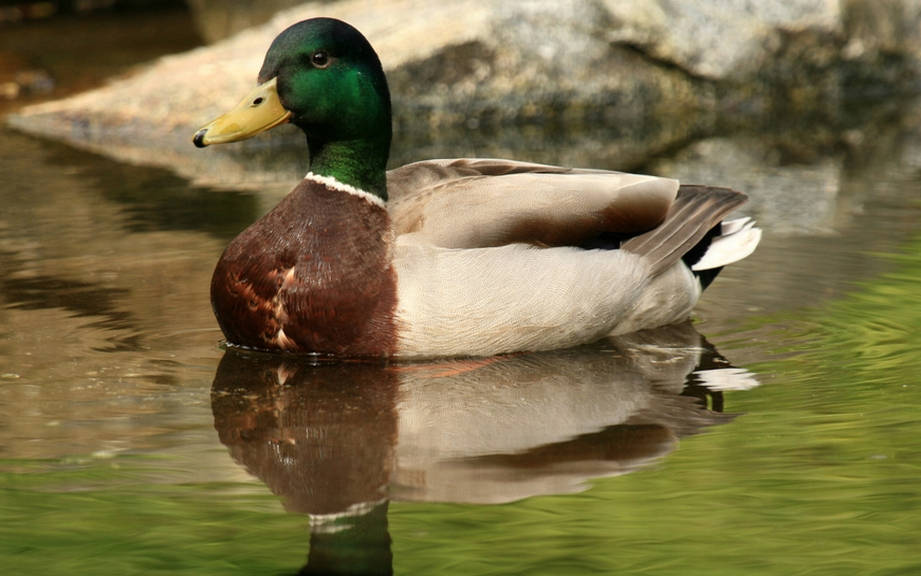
[[193, 77, 292, 147]]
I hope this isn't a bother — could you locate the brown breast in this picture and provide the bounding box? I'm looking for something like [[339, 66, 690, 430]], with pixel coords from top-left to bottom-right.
[[210, 178, 399, 356]]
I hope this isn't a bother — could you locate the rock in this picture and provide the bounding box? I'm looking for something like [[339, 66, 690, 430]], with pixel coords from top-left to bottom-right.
[[6, 0, 921, 187], [186, 0, 306, 43], [605, 0, 841, 80]]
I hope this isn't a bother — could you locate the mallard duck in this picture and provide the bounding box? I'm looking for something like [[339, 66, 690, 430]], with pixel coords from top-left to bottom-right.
[[193, 17, 761, 358]]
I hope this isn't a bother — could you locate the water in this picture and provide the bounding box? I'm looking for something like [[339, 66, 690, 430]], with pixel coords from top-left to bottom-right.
[[3, 9, 921, 576]]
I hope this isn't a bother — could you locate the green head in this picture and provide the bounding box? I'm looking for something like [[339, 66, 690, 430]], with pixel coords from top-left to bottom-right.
[[194, 18, 393, 199]]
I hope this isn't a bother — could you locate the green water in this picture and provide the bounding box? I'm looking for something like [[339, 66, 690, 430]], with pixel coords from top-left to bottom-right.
[[3, 8, 921, 576]]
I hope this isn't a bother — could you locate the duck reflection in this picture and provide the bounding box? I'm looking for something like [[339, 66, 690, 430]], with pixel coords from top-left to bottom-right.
[[210, 322, 756, 574], [211, 359, 397, 575]]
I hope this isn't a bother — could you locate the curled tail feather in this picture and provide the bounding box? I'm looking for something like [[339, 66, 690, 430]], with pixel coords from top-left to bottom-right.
[[621, 185, 760, 283]]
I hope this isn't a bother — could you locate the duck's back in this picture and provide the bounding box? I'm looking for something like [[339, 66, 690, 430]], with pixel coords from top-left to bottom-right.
[[387, 164, 757, 358], [387, 159, 678, 249]]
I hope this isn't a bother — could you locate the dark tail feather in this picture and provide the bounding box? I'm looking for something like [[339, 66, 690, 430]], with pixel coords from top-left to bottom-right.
[[683, 223, 724, 289], [621, 185, 748, 278]]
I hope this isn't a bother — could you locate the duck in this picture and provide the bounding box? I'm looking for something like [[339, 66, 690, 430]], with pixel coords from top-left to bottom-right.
[[192, 17, 761, 358]]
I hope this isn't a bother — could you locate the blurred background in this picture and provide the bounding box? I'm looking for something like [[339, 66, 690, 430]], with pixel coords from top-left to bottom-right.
[[2, 2, 921, 575]]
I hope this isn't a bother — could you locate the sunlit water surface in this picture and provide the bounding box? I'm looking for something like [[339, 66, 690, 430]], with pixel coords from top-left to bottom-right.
[[3, 14, 921, 576]]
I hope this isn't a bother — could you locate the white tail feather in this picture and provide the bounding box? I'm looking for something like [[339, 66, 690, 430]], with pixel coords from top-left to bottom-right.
[[691, 218, 762, 271], [694, 367, 760, 391], [719, 217, 752, 236]]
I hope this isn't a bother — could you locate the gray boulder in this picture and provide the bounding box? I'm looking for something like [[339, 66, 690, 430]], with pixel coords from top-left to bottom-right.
[[7, 0, 920, 187]]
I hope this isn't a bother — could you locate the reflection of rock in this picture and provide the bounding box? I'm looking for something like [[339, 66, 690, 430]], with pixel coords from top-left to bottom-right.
[[9, 0, 921, 187], [650, 137, 843, 235], [667, 100, 921, 333], [0, 130, 235, 460]]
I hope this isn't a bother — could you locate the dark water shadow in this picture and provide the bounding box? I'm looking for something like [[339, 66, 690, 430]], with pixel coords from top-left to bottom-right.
[[210, 322, 756, 574]]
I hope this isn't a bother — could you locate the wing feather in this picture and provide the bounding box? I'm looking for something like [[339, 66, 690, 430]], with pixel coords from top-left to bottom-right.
[[386, 158, 678, 249]]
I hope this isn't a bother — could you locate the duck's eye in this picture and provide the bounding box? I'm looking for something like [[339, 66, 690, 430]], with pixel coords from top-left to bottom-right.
[[251, 97, 264, 106], [311, 50, 330, 68]]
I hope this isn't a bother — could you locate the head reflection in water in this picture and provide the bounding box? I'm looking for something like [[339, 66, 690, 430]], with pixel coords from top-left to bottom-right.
[[210, 322, 757, 574]]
